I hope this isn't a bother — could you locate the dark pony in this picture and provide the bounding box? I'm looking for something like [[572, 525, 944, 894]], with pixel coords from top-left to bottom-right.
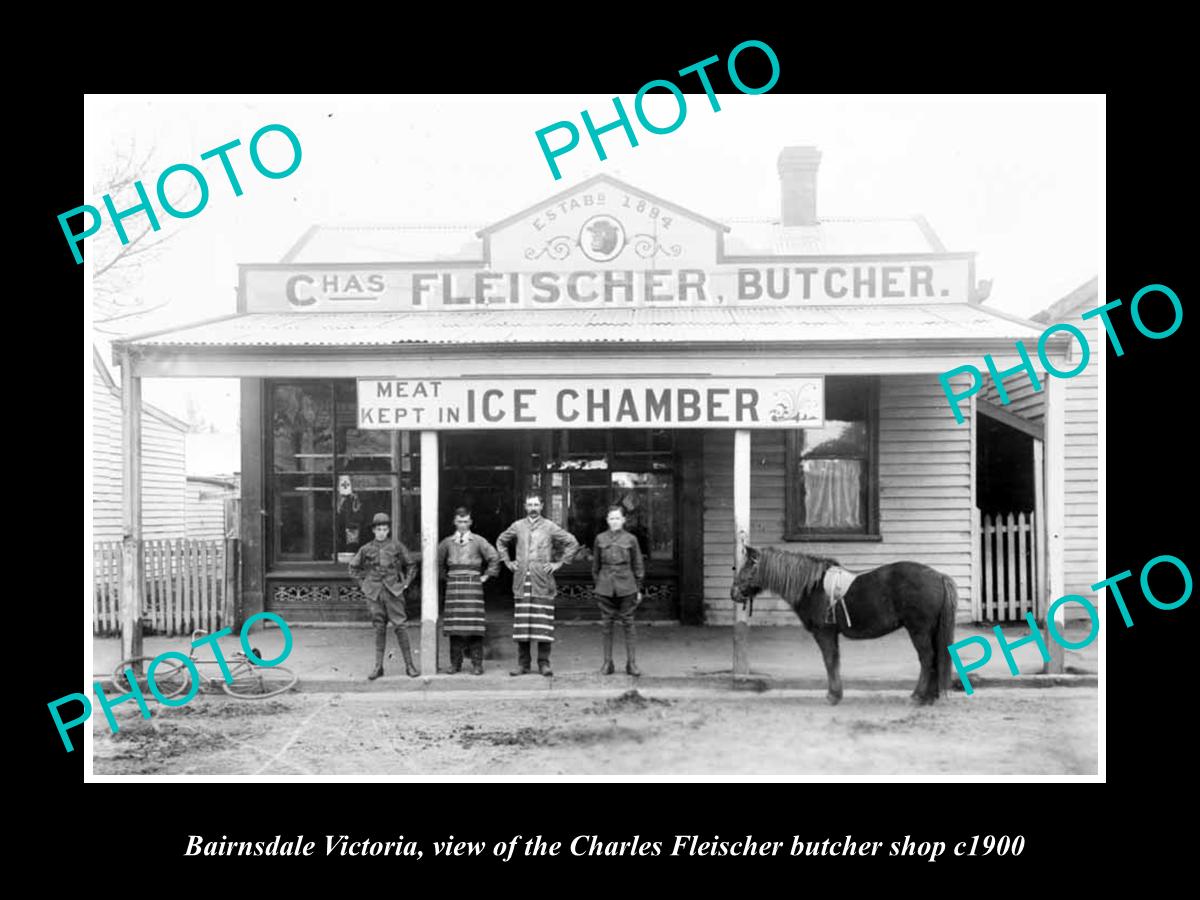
[[731, 546, 957, 704]]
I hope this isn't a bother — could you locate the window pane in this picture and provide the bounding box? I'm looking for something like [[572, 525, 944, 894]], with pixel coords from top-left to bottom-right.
[[272, 384, 333, 473], [802, 420, 867, 458], [612, 472, 673, 561], [802, 459, 863, 529], [540, 430, 676, 567], [336, 473, 397, 559], [275, 474, 333, 559], [826, 378, 869, 421], [612, 430, 649, 453], [568, 482, 610, 559], [339, 429, 395, 472]]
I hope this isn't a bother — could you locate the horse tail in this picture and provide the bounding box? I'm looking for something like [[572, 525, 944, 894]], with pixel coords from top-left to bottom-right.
[[934, 574, 958, 694]]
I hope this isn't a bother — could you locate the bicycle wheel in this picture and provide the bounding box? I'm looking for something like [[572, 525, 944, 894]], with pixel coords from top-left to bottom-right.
[[110, 656, 192, 700], [221, 664, 298, 699]]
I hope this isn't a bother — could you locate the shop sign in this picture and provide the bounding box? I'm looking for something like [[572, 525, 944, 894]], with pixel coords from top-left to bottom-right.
[[356, 376, 824, 430], [244, 258, 970, 311]]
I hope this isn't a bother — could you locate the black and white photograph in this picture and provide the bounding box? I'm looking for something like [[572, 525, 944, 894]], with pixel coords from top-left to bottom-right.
[[81, 92, 1104, 778]]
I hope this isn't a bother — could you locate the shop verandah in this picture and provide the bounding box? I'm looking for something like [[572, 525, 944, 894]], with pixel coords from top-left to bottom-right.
[[106, 302, 1077, 676]]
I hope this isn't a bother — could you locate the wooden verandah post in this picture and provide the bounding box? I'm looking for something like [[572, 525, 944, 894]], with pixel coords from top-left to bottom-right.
[[420, 430, 439, 676], [733, 429, 751, 675], [119, 349, 144, 662], [1042, 375, 1066, 673]]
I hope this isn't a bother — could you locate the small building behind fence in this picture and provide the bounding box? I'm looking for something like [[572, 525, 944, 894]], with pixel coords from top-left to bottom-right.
[[93, 348, 241, 637]]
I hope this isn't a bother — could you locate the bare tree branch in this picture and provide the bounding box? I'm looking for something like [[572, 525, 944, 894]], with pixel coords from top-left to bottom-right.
[[90, 137, 198, 325], [94, 300, 171, 326]]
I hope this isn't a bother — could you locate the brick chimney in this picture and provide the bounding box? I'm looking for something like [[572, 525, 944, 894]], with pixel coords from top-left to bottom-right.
[[778, 146, 822, 226]]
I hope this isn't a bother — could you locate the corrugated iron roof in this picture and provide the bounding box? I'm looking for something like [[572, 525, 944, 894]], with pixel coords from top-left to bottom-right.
[[285, 216, 940, 263], [723, 218, 938, 255], [121, 304, 1045, 349], [290, 224, 485, 263]]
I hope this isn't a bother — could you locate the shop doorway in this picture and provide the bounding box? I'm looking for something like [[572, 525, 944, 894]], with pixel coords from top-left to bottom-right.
[[976, 410, 1041, 623], [440, 431, 522, 611]]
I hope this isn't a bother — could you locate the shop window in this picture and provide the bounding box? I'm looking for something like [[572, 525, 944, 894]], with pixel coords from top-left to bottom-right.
[[269, 381, 420, 565], [541, 430, 675, 567], [784, 377, 879, 540]]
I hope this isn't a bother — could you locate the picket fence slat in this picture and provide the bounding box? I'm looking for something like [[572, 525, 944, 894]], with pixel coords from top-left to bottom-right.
[[979, 510, 1040, 624], [92, 539, 233, 637]]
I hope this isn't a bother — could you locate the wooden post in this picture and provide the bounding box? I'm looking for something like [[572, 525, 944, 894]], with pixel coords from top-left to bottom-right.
[[1033, 439, 1046, 619], [119, 350, 144, 661], [969, 394, 981, 622], [733, 429, 751, 675], [1042, 378, 1066, 673], [223, 538, 238, 630], [420, 430, 439, 676]]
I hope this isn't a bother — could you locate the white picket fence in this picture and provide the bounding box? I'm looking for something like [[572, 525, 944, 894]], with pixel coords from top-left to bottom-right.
[[979, 510, 1040, 622]]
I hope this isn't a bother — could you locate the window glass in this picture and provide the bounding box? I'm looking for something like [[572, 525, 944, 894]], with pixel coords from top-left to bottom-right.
[[272, 384, 333, 473], [275, 474, 333, 559], [786, 377, 877, 537], [542, 430, 676, 566], [270, 380, 418, 564]]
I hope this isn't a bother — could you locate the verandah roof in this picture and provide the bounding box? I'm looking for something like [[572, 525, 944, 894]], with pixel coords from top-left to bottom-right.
[[116, 303, 1048, 350]]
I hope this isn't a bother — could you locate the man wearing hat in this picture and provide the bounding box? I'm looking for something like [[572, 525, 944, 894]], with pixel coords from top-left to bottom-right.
[[348, 512, 419, 679]]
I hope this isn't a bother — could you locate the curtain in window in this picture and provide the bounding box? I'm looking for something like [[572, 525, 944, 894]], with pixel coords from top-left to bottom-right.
[[803, 459, 862, 528]]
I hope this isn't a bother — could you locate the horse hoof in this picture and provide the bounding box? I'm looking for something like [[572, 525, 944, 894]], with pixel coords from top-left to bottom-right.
[[825, 693, 842, 706], [911, 695, 935, 707]]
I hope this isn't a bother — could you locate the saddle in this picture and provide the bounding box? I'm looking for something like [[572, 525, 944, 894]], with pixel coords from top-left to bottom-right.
[[822, 566, 857, 627]]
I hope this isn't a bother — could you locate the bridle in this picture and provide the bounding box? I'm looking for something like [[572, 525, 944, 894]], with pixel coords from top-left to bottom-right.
[[731, 532, 757, 617]]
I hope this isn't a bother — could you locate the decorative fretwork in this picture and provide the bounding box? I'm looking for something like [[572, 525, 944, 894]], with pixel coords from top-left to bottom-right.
[[338, 584, 368, 605], [272, 583, 334, 604], [555, 580, 677, 606], [641, 582, 677, 605], [556, 583, 598, 604]]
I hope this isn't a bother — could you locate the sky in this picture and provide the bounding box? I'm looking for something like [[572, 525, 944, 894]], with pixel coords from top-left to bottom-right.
[[84, 94, 1102, 472]]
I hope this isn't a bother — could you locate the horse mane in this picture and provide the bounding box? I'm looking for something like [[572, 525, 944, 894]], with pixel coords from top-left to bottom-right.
[[757, 547, 840, 609]]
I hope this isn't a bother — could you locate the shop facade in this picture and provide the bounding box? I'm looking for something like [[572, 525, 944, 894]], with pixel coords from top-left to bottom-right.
[[112, 149, 1074, 671]]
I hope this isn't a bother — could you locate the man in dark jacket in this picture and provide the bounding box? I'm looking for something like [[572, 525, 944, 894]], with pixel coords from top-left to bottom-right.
[[592, 504, 646, 675], [349, 513, 419, 679]]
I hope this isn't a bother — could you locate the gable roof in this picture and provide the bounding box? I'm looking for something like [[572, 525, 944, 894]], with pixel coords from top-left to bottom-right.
[[1031, 276, 1099, 324], [475, 173, 732, 237]]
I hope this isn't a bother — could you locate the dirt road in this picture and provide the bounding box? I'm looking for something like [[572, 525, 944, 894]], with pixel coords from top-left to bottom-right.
[[91, 688, 1097, 776]]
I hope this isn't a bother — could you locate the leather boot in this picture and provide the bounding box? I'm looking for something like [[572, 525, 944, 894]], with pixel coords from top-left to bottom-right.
[[448, 636, 464, 674], [624, 622, 641, 677], [470, 636, 484, 675], [537, 643, 553, 678], [510, 641, 531, 676], [600, 625, 615, 675], [395, 626, 420, 678], [367, 628, 386, 680]]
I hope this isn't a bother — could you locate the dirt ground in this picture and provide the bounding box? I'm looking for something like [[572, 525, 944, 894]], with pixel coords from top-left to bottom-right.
[[90, 687, 1097, 777]]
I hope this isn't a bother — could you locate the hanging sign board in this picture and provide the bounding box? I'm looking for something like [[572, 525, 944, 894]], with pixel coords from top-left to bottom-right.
[[356, 377, 825, 430]]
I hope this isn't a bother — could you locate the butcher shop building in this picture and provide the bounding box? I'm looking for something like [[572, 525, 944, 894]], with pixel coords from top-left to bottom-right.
[[111, 147, 1079, 672]]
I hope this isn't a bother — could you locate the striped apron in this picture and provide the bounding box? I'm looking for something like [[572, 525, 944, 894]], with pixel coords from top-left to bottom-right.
[[443, 564, 486, 635], [513, 573, 555, 643]]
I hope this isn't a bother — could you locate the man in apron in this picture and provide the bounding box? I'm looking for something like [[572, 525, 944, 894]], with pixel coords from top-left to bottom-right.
[[496, 493, 580, 677], [436, 507, 500, 675]]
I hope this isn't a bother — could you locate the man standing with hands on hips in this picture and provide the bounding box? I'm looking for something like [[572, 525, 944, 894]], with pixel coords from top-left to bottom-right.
[[349, 512, 419, 680], [496, 493, 580, 677]]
